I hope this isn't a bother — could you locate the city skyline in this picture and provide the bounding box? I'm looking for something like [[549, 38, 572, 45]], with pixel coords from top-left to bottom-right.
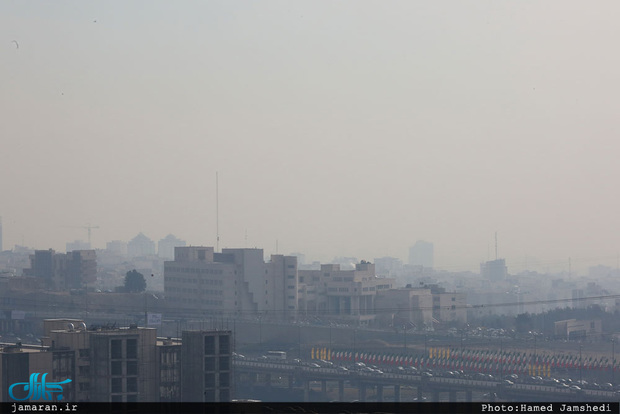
[[2, 2, 620, 275]]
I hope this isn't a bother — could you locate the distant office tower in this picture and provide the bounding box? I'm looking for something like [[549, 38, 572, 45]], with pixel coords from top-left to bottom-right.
[[409, 241, 434, 268], [164, 247, 298, 321], [66, 239, 90, 252], [127, 233, 156, 257], [158, 234, 186, 260], [289, 252, 306, 266], [26, 249, 97, 290], [106, 240, 128, 255], [374, 256, 403, 276], [480, 258, 508, 281]]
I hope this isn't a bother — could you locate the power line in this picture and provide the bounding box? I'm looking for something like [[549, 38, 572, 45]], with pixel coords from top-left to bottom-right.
[[1, 292, 617, 318]]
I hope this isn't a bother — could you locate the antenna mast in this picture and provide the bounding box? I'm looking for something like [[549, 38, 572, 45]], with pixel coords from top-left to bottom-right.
[[216, 172, 220, 252], [495, 231, 498, 260]]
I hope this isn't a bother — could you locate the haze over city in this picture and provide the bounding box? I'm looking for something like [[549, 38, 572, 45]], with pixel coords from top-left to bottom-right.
[[2, 1, 620, 274]]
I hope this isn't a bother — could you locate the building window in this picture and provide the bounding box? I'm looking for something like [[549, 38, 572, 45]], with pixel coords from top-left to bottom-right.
[[111, 395, 122, 402], [79, 349, 90, 358], [219, 336, 230, 354], [205, 337, 216, 354], [204, 373, 216, 387], [219, 372, 230, 387], [78, 365, 90, 376], [111, 340, 122, 359], [126, 394, 138, 402], [220, 389, 230, 402], [111, 361, 122, 376], [204, 389, 215, 402], [126, 339, 137, 359], [126, 377, 138, 393], [205, 357, 216, 371], [111, 378, 122, 393], [127, 361, 138, 376], [219, 356, 230, 371]]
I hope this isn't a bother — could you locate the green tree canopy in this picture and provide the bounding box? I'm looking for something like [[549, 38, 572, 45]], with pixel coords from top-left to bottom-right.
[[124, 269, 146, 293]]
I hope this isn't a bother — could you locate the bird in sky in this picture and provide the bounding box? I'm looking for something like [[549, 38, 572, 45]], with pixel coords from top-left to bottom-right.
[[12, 40, 18, 49]]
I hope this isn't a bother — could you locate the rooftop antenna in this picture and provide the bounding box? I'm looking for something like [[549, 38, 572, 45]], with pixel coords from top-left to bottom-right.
[[495, 231, 498, 260], [216, 172, 220, 252]]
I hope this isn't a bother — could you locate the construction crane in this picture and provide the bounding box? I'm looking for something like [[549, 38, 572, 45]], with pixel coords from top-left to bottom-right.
[[63, 224, 100, 246]]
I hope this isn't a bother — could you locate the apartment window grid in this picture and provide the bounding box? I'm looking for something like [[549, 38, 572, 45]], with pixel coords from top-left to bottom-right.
[[109, 337, 139, 402], [201, 333, 232, 402]]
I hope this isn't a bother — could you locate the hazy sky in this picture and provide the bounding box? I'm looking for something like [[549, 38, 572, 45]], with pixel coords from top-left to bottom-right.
[[2, 2, 620, 274]]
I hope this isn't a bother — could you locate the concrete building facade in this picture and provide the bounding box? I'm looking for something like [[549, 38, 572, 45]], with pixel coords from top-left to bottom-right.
[[409, 241, 434, 268], [157, 234, 186, 260], [297, 261, 395, 325], [24, 249, 97, 291], [127, 233, 156, 258], [164, 247, 298, 321], [181, 330, 232, 402]]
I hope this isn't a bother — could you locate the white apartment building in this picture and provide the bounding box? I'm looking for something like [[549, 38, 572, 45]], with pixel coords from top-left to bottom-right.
[[297, 261, 395, 325], [164, 247, 298, 321]]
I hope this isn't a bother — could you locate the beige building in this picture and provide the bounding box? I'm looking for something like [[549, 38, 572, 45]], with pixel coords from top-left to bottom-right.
[[374, 287, 434, 329], [554, 319, 602, 341], [432, 290, 468, 326], [297, 261, 395, 325], [164, 247, 298, 321]]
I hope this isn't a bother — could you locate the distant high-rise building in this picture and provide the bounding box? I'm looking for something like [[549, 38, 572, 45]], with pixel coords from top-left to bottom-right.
[[480, 258, 508, 281], [374, 256, 403, 276], [66, 239, 90, 252], [409, 241, 434, 268], [157, 234, 186, 260], [25, 249, 97, 290], [127, 233, 156, 257], [106, 240, 128, 255], [289, 252, 306, 266], [164, 247, 299, 321]]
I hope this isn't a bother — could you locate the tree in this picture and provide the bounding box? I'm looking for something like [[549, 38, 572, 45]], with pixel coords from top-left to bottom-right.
[[124, 269, 146, 293]]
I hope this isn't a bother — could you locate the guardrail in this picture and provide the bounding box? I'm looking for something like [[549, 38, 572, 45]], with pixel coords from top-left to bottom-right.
[[233, 360, 619, 401]]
